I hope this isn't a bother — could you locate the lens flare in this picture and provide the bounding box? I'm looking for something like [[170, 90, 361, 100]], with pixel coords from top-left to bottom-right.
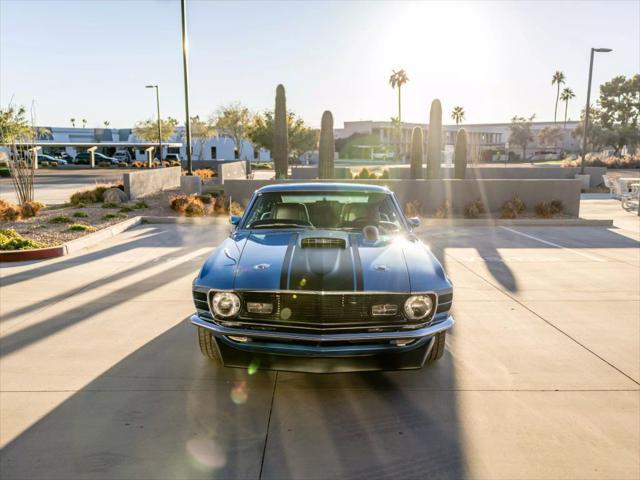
[[248, 359, 260, 375], [186, 438, 226, 469], [230, 380, 248, 404]]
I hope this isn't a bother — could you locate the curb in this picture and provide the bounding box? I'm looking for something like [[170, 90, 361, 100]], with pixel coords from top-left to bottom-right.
[[418, 218, 614, 227], [1, 216, 142, 263], [141, 216, 230, 225]]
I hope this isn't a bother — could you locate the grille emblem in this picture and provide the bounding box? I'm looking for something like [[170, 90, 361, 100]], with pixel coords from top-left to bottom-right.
[[253, 263, 271, 270]]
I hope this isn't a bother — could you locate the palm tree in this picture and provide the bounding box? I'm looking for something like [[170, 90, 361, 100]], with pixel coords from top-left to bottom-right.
[[389, 69, 409, 158], [81, 118, 87, 128], [451, 106, 465, 125], [104, 121, 110, 128], [552, 71, 566, 123], [70, 118, 76, 128], [559, 87, 575, 128]]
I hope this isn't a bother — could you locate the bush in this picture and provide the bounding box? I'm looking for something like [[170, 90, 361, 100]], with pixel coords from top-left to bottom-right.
[[194, 168, 214, 180], [20, 201, 46, 218], [404, 201, 422, 217], [102, 202, 120, 209], [230, 201, 244, 216], [66, 223, 97, 232], [132, 161, 144, 168], [171, 160, 181, 167], [133, 201, 148, 209], [196, 194, 213, 204], [562, 153, 640, 169], [49, 215, 72, 224], [252, 162, 272, 169], [550, 199, 563, 214], [69, 184, 111, 205], [169, 194, 191, 213], [40, 161, 50, 167], [435, 201, 452, 219], [119, 206, 133, 213], [98, 161, 112, 168], [152, 161, 161, 168], [162, 161, 170, 167], [535, 200, 564, 218], [379, 169, 390, 179], [102, 213, 126, 220], [185, 199, 205, 217], [463, 199, 485, 219], [512, 195, 526, 214], [501, 201, 518, 219], [353, 167, 375, 180], [0, 229, 46, 250], [118, 162, 128, 168], [73, 211, 89, 218], [0, 199, 21, 221], [0, 167, 10, 178]]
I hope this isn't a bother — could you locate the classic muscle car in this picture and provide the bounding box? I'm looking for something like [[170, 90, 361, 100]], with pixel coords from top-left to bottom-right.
[[191, 183, 454, 372]]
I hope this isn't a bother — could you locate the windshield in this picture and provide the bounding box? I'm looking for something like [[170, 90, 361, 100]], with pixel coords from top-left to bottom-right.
[[241, 191, 406, 232]]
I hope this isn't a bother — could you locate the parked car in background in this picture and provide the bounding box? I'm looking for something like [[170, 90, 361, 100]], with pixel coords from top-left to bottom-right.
[[165, 153, 181, 162], [38, 154, 67, 165], [191, 183, 454, 372], [53, 152, 74, 162], [74, 152, 119, 165], [113, 151, 132, 163]]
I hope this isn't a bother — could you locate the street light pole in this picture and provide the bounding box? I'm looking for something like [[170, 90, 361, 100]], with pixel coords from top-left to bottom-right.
[[580, 47, 612, 174], [145, 85, 162, 163], [180, 0, 193, 175]]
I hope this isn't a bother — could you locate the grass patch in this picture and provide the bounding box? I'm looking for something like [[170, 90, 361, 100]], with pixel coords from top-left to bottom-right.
[[119, 206, 134, 213], [102, 202, 120, 209], [133, 201, 148, 209], [66, 223, 97, 233], [102, 213, 126, 221], [49, 215, 72, 224], [72, 211, 89, 218], [0, 229, 46, 250]]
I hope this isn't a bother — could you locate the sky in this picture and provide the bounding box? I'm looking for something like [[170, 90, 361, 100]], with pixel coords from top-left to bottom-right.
[[1, 0, 638, 129]]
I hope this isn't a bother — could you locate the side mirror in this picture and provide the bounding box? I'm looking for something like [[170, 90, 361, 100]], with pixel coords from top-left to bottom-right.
[[229, 215, 241, 227], [408, 217, 421, 229]]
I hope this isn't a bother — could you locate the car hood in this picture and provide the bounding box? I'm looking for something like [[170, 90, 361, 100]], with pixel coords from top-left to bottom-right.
[[196, 230, 451, 293]]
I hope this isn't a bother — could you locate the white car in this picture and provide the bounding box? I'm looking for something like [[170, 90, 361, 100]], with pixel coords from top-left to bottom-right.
[[113, 151, 132, 163]]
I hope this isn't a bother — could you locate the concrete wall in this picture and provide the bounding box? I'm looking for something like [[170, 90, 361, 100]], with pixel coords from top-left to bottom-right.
[[124, 166, 181, 200], [222, 178, 582, 217], [291, 166, 351, 179], [384, 165, 606, 187], [218, 160, 247, 183]]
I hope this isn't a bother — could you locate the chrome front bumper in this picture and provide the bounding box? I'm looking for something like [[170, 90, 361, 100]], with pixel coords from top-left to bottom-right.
[[190, 314, 455, 342]]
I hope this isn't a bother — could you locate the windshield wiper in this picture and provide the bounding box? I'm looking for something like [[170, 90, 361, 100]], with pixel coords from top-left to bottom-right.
[[251, 223, 313, 229]]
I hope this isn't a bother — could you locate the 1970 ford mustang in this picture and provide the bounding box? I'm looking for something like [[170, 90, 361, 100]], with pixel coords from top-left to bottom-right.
[[191, 183, 454, 372]]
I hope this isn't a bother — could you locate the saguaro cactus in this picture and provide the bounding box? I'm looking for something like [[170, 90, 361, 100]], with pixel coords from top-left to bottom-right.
[[426, 99, 442, 179], [318, 111, 335, 179], [273, 84, 288, 179], [409, 127, 423, 179], [454, 128, 468, 179]]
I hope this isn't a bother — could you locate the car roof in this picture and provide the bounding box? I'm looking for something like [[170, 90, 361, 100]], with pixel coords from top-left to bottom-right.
[[256, 182, 392, 194]]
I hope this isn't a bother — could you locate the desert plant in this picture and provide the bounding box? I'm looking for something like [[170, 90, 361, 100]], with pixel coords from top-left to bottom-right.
[[463, 199, 485, 219], [171, 160, 181, 167], [132, 161, 144, 168], [49, 215, 72, 224], [404, 201, 422, 217], [0, 229, 45, 250], [435, 200, 451, 219], [98, 161, 111, 168], [102, 202, 119, 209], [69, 184, 110, 205], [389, 69, 409, 155], [318, 111, 335, 179], [409, 127, 423, 179], [535, 201, 555, 218], [194, 168, 214, 180], [169, 194, 190, 213], [102, 213, 126, 220], [273, 84, 288, 179], [66, 223, 97, 232], [20, 200, 45, 218], [511, 195, 526, 214], [353, 167, 375, 180], [118, 162, 128, 168], [0, 199, 21, 221], [454, 128, 468, 179], [185, 199, 205, 217], [196, 194, 213, 204], [426, 99, 442, 179], [379, 169, 389, 179], [133, 201, 148, 209], [119, 206, 134, 213], [501, 201, 518, 219], [162, 161, 170, 167], [229, 201, 244, 216], [73, 211, 89, 218]]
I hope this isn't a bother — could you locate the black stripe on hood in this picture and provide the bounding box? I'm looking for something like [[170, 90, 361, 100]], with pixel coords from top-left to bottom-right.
[[287, 237, 356, 291]]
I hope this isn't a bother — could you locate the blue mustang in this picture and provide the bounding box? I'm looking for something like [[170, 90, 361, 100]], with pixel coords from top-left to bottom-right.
[[191, 183, 454, 372]]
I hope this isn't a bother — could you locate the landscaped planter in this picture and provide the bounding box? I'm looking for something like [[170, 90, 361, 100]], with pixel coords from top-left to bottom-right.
[[0, 245, 65, 262]]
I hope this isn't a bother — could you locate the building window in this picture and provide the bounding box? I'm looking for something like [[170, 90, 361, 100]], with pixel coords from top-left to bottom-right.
[[211, 146, 217, 159], [234, 147, 239, 160]]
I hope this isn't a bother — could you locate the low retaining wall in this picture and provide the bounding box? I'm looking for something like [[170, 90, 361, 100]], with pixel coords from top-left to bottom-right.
[[291, 166, 351, 179], [223, 178, 582, 216], [124, 166, 181, 200], [218, 160, 247, 183]]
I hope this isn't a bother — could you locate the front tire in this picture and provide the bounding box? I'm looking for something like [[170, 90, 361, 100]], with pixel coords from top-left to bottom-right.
[[425, 332, 446, 364], [197, 327, 221, 363]]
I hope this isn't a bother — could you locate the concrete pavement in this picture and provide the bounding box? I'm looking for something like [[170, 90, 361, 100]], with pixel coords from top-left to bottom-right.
[[0, 208, 638, 479]]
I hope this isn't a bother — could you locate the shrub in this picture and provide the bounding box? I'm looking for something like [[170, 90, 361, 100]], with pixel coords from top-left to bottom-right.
[[0, 199, 21, 221], [353, 167, 375, 180], [535, 199, 564, 218], [435, 201, 451, 219], [404, 201, 422, 217], [102, 213, 126, 220], [0, 229, 46, 250], [20, 201, 46, 218], [196, 194, 213, 204], [501, 201, 518, 219], [0, 167, 10, 178], [171, 160, 181, 167], [550, 199, 563, 214], [152, 161, 161, 168], [512, 195, 526, 214], [185, 199, 205, 217], [379, 169, 390, 179], [230, 201, 244, 216], [169, 194, 190, 213], [161, 161, 170, 167], [66, 223, 97, 232], [73, 211, 89, 218], [562, 153, 640, 169], [49, 215, 72, 224], [102, 202, 120, 209], [133, 201, 148, 209], [69, 184, 111, 205], [118, 162, 128, 168], [463, 199, 485, 219], [98, 161, 112, 168], [40, 161, 50, 167], [194, 168, 214, 180], [119, 206, 134, 213], [132, 161, 144, 168]]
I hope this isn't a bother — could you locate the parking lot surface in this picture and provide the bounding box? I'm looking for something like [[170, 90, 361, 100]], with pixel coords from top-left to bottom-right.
[[1, 204, 638, 479]]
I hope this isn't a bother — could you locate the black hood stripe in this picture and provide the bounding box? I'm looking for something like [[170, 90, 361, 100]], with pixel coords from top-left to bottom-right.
[[350, 234, 364, 291], [279, 233, 298, 290]]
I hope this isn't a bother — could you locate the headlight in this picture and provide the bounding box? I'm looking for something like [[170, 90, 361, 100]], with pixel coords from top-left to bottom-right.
[[403, 295, 434, 320], [211, 292, 241, 318]]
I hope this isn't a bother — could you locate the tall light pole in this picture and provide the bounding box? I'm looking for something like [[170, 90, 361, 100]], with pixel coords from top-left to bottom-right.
[[580, 47, 612, 174], [180, 0, 193, 175], [145, 85, 162, 162]]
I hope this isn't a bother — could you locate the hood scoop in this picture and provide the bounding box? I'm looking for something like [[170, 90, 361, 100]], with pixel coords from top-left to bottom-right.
[[301, 237, 346, 249]]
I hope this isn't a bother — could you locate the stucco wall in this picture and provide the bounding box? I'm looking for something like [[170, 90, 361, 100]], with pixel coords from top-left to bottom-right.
[[218, 160, 247, 183], [223, 178, 582, 217], [124, 166, 181, 200]]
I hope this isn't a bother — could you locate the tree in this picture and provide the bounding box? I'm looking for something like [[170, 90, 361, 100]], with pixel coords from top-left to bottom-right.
[[0, 105, 33, 144], [248, 110, 316, 159], [189, 116, 216, 160], [81, 119, 87, 128], [572, 74, 640, 155], [389, 69, 409, 155], [509, 114, 536, 161], [537, 126, 564, 149], [560, 87, 575, 127], [103, 121, 110, 128], [0, 105, 37, 204], [70, 118, 76, 128], [212, 103, 252, 160], [552, 71, 566, 123], [451, 106, 465, 125], [133, 117, 178, 142]]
